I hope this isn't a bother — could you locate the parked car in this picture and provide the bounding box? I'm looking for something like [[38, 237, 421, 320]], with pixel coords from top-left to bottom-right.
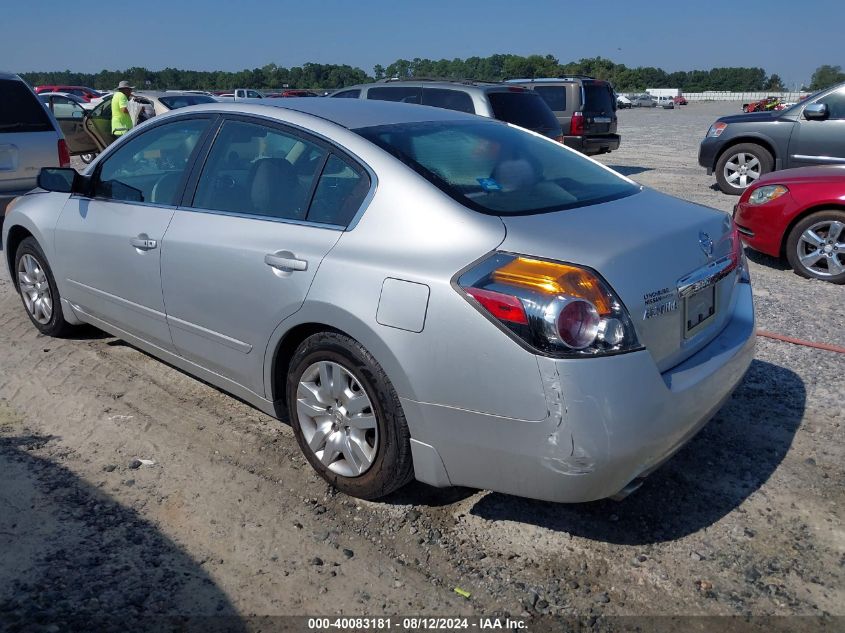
[[656, 95, 675, 109], [3, 99, 754, 503], [742, 96, 781, 113], [630, 93, 656, 107], [64, 91, 218, 163], [733, 166, 845, 283], [38, 92, 95, 110], [699, 81, 845, 194], [34, 85, 102, 103], [505, 77, 620, 155], [267, 90, 319, 98], [616, 94, 632, 109], [216, 89, 266, 101], [38, 92, 100, 163], [330, 79, 562, 141], [673, 96, 688, 106], [0, 72, 69, 214]]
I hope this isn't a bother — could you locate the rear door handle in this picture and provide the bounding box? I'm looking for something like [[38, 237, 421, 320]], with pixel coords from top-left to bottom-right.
[[130, 235, 157, 250], [264, 253, 308, 272]]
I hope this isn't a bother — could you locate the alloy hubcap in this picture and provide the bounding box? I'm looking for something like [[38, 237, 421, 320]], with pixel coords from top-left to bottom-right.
[[724, 152, 761, 189], [17, 254, 53, 324], [797, 220, 845, 277], [296, 361, 378, 477]]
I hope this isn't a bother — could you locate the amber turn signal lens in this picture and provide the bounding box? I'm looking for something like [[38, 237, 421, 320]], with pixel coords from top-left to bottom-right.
[[493, 257, 612, 315]]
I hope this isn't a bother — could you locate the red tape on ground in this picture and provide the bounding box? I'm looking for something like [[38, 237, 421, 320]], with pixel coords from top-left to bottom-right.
[[756, 330, 845, 355]]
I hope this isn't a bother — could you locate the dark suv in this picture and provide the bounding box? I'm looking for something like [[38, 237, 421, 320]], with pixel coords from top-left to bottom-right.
[[505, 77, 620, 155], [699, 82, 845, 194], [330, 79, 563, 140]]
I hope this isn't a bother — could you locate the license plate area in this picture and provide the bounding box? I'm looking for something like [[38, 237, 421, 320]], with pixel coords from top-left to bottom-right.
[[684, 285, 716, 338], [593, 116, 612, 123]]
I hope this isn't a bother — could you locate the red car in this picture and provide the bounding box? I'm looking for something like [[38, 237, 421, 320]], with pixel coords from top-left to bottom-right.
[[34, 85, 102, 102], [742, 96, 780, 113], [673, 95, 688, 106], [734, 166, 845, 283]]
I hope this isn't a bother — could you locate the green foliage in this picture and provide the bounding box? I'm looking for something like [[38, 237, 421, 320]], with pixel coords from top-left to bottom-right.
[[19, 55, 781, 93], [809, 65, 845, 90]]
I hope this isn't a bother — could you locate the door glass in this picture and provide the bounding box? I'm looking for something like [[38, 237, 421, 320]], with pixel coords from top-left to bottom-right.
[[422, 89, 475, 113], [533, 86, 566, 112], [332, 89, 361, 99], [307, 154, 371, 226], [816, 89, 845, 120], [192, 120, 326, 221], [53, 97, 84, 118], [367, 86, 422, 104], [94, 118, 210, 204]]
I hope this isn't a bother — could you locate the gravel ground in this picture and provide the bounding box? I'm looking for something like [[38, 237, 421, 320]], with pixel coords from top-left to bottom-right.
[[0, 101, 842, 631]]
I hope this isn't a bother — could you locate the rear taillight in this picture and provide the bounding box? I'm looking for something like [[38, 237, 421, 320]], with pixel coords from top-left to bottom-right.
[[458, 253, 641, 358], [727, 220, 751, 283], [569, 111, 585, 135], [58, 139, 70, 168]]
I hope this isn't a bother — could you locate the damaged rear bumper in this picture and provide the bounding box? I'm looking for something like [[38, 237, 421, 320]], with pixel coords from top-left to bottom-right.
[[403, 284, 755, 503]]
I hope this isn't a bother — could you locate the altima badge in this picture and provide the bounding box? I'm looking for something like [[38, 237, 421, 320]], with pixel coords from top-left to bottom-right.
[[699, 231, 714, 258]]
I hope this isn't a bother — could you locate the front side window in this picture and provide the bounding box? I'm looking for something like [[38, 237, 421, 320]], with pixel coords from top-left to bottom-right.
[[367, 86, 422, 104], [192, 120, 326, 221], [816, 89, 845, 120], [356, 119, 638, 216], [94, 118, 210, 204], [51, 97, 85, 118], [307, 155, 370, 226]]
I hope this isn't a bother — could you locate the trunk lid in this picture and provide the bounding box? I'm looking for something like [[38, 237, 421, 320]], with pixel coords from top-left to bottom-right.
[[581, 81, 618, 135], [498, 188, 742, 371]]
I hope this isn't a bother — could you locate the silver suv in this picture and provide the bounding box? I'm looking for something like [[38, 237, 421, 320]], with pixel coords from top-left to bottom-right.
[[330, 79, 563, 140], [0, 72, 68, 214], [505, 77, 620, 155]]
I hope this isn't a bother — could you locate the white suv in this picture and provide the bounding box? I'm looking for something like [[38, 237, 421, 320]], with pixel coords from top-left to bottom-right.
[[0, 72, 68, 214]]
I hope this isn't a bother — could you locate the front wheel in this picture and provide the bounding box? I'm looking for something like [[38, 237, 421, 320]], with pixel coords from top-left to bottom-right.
[[715, 143, 773, 195], [785, 210, 845, 284], [286, 332, 414, 499], [15, 237, 75, 336]]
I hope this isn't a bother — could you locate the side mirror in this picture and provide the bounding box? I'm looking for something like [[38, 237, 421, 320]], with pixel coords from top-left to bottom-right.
[[37, 168, 89, 194], [803, 103, 828, 120]]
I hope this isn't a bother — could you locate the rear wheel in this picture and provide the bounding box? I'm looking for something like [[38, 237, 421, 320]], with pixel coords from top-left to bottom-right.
[[286, 332, 414, 499], [785, 210, 845, 284], [15, 237, 75, 336], [715, 143, 773, 195]]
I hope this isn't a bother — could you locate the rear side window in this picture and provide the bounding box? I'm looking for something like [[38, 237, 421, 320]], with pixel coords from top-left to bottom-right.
[[192, 120, 326, 221], [332, 89, 361, 99], [533, 86, 566, 112], [488, 92, 560, 135], [308, 154, 371, 226], [583, 83, 616, 113], [422, 88, 475, 114], [0, 79, 54, 134], [367, 86, 422, 105]]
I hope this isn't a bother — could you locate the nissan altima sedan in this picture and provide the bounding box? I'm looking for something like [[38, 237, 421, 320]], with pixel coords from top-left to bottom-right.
[[2, 100, 755, 502]]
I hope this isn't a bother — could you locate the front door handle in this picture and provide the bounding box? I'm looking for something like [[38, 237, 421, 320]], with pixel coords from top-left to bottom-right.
[[130, 236, 157, 250], [264, 253, 308, 272]]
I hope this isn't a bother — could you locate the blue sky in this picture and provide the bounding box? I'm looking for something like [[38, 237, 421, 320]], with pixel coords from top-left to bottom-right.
[[4, 0, 842, 87]]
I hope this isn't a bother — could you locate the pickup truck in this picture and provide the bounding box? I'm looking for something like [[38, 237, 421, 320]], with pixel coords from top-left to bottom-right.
[[215, 89, 266, 100]]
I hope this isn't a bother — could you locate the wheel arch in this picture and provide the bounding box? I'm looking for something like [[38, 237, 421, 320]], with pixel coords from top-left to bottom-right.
[[265, 305, 415, 421], [713, 136, 778, 171], [4, 224, 36, 289], [780, 203, 845, 259]]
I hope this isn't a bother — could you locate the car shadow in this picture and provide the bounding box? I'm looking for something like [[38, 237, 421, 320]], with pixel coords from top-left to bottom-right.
[[381, 480, 479, 508], [745, 247, 790, 272], [468, 359, 804, 545], [606, 165, 653, 177], [0, 433, 246, 630]]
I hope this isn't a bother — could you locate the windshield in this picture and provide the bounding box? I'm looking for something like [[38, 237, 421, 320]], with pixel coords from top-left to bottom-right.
[[355, 120, 638, 216], [158, 95, 217, 109]]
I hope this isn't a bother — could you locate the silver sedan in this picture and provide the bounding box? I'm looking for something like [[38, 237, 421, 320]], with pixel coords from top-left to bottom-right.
[[2, 99, 755, 502]]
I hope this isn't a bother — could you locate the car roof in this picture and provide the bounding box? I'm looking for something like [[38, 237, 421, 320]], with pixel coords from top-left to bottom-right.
[[0, 71, 23, 81], [183, 98, 483, 129], [336, 80, 514, 95]]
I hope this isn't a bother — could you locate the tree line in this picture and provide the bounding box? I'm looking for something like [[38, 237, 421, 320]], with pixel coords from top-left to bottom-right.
[[18, 55, 844, 93]]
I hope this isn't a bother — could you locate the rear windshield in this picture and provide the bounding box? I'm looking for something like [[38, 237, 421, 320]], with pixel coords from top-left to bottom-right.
[[488, 92, 561, 135], [356, 120, 638, 216], [583, 83, 616, 113], [158, 95, 217, 110], [0, 79, 54, 134]]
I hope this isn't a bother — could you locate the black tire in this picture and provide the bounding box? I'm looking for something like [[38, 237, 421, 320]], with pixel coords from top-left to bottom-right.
[[14, 237, 75, 336], [286, 332, 414, 499], [715, 143, 773, 195], [785, 210, 845, 284]]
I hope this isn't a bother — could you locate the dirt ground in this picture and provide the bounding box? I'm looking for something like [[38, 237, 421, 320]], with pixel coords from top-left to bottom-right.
[[0, 101, 842, 631]]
